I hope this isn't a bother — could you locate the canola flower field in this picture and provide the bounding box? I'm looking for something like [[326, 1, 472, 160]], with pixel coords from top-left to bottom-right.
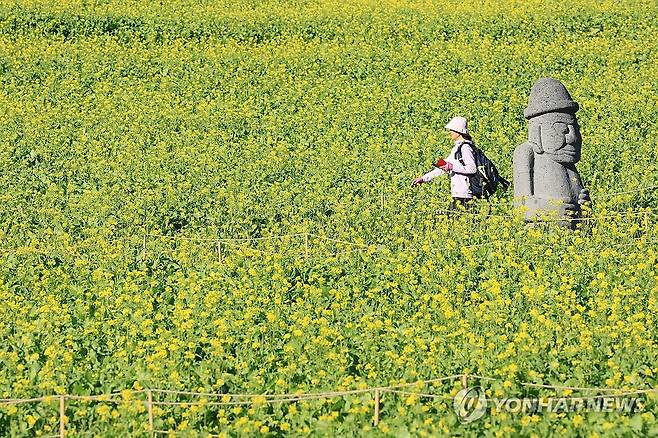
[[1, 0, 657, 436]]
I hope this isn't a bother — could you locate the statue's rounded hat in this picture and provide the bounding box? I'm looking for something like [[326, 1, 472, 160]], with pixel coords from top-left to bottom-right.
[[524, 78, 579, 119]]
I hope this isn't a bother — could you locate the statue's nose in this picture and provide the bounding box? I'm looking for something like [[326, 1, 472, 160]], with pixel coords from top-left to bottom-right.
[[565, 125, 578, 144]]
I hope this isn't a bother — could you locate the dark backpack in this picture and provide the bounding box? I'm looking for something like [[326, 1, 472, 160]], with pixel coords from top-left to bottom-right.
[[455, 141, 510, 198]]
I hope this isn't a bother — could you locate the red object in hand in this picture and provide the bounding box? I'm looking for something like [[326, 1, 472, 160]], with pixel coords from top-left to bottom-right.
[[435, 158, 447, 167]]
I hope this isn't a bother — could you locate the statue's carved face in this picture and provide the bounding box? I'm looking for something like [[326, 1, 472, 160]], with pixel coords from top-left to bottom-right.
[[528, 112, 581, 163]]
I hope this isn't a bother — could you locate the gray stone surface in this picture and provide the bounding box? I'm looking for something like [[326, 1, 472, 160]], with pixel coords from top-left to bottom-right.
[[513, 78, 590, 228]]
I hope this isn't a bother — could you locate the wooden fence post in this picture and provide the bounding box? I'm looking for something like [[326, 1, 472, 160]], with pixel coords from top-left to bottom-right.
[[461, 373, 468, 390], [147, 389, 154, 435], [373, 389, 380, 427], [216, 240, 222, 263], [59, 395, 66, 438]]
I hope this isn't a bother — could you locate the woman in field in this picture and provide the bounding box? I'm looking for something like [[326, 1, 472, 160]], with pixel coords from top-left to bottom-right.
[[412, 116, 478, 211]]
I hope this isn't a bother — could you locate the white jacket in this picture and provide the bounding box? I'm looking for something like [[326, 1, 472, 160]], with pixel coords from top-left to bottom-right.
[[421, 140, 477, 198]]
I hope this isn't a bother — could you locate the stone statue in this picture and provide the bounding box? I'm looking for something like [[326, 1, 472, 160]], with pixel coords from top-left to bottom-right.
[[513, 78, 590, 228]]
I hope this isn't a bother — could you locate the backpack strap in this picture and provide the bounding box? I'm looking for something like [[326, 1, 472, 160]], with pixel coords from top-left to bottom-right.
[[454, 140, 473, 166]]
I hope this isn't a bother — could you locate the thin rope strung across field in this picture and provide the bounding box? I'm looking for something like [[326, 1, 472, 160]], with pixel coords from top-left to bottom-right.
[[470, 233, 658, 253], [388, 233, 658, 265], [65, 389, 144, 401], [384, 389, 453, 400], [304, 246, 369, 261], [3, 374, 655, 406], [150, 388, 373, 403], [590, 183, 658, 199], [140, 208, 658, 254], [4, 374, 656, 437], [306, 233, 369, 248], [1, 180, 655, 258], [428, 206, 656, 222], [0, 396, 45, 405], [144, 232, 307, 243], [0, 232, 371, 260], [518, 382, 648, 392], [1, 223, 654, 262], [385, 388, 655, 403], [152, 431, 222, 437], [0, 194, 655, 261], [361, 175, 658, 224]]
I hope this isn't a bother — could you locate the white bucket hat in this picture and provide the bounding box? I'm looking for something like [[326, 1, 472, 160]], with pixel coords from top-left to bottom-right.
[[445, 116, 469, 135]]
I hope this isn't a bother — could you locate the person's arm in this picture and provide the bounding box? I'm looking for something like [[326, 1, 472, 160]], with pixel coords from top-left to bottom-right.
[[448, 143, 477, 175], [412, 166, 446, 186], [421, 167, 446, 182]]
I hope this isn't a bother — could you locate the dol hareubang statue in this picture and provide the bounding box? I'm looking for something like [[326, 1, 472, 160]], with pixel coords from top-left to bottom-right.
[[513, 78, 590, 227]]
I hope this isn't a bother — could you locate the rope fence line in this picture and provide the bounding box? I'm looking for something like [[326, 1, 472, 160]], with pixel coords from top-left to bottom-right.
[[519, 382, 651, 392], [0, 232, 373, 261], [384, 389, 453, 400], [64, 390, 143, 401], [589, 184, 658, 199], [3, 373, 656, 437], [1, 223, 655, 264], [144, 210, 658, 259], [364, 179, 657, 211], [306, 233, 369, 248], [1, 182, 657, 264], [151, 387, 371, 400], [304, 246, 368, 261], [429, 206, 657, 223], [5, 374, 655, 406], [0, 180, 655, 254], [394, 233, 658, 258], [0, 396, 45, 405], [341, 183, 657, 221], [145, 232, 308, 243], [1, 196, 656, 260], [152, 430, 222, 437], [360, 179, 657, 206], [440, 181, 657, 201]]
